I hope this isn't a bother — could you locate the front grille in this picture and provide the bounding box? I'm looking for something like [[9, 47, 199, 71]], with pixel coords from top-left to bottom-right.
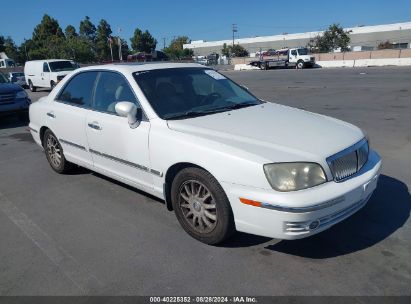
[[0, 93, 16, 103], [327, 138, 369, 182]]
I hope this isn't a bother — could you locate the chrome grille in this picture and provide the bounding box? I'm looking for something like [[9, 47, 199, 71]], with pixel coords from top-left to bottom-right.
[[327, 138, 369, 182], [0, 93, 16, 103]]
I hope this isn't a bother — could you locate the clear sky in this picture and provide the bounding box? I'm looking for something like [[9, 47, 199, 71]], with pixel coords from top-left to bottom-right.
[[1, 0, 410, 46]]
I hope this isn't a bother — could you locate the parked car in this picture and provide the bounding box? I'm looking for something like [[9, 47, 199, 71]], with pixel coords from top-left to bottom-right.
[[24, 59, 75, 92], [0, 72, 31, 121], [29, 63, 381, 245], [0, 58, 16, 68], [6, 72, 28, 88]]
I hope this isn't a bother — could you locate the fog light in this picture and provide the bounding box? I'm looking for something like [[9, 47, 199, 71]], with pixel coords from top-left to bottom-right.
[[308, 220, 320, 230]]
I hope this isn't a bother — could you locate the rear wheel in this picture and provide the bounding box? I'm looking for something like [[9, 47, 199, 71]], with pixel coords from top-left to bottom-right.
[[171, 167, 235, 245], [43, 129, 73, 174], [29, 80, 36, 92]]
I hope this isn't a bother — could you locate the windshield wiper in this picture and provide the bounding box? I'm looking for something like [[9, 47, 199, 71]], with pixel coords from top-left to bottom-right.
[[166, 102, 259, 120]]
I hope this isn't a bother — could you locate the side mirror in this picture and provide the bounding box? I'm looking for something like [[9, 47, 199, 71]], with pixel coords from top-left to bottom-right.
[[115, 101, 141, 129]]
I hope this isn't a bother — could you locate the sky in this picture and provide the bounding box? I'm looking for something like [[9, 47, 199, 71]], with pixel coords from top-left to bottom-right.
[[1, 0, 411, 46]]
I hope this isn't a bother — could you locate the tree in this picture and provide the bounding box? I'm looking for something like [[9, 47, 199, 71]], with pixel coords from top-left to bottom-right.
[[65, 25, 78, 39], [309, 24, 351, 53], [378, 40, 393, 50], [95, 19, 112, 61], [79, 16, 96, 42], [130, 28, 157, 53], [3, 37, 21, 63], [221, 43, 230, 57], [228, 44, 248, 57], [29, 14, 66, 59], [112, 36, 130, 60], [163, 36, 193, 59], [0, 36, 5, 52]]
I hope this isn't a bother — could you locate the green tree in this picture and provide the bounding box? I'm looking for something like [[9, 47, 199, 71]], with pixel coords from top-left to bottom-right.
[[65, 25, 78, 39], [79, 16, 96, 42], [112, 36, 130, 60], [309, 24, 351, 53], [130, 28, 157, 53], [221, 43, 230, 57], [3, 37, 21, 63], [0, 36, 5, 52], [95, 19, 112, 61], [163, 36, 193, 59], [29, 14, 66, 59], [229, 44, 248, 57]]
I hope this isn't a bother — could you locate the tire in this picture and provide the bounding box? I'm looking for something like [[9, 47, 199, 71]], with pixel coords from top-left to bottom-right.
[[260, 62, 266, 70], [29, 80, 36, 92], [42, 129, 73, 174], [50, 81, 56, 90], [171, 167, 235, 245], [297, 60, 305, 69]]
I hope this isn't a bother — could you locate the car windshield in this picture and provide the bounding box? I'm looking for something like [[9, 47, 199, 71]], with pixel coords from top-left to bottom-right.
[[297, 48, 309, 55], [133, 68, 261, 119], [48, 61, 75, 72], [0, 73, 8, 83]]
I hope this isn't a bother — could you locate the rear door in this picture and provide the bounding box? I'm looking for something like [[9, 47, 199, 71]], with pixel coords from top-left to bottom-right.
[[47, 71, 98, 167], [85, 71, 153, 190], [42, 62, 51, 88]]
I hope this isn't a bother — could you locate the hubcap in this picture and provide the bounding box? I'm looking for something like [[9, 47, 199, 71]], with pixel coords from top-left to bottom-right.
[[178, 180, 217, 233], [46, 135, 62, 168]]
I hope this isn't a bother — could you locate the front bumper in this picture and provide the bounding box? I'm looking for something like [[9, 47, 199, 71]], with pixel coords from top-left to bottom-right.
[[0, 98, 30, 116], [222, 150, 382, 240]]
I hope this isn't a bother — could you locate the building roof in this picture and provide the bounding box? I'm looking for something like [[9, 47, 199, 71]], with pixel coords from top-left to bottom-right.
[[184, 21, 411, 49]]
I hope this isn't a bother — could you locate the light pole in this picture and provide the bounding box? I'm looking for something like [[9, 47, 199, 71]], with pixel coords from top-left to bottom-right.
[[23, 38, 28, 61], [232, 24, 237, 46], [118, 27, 123, 61]]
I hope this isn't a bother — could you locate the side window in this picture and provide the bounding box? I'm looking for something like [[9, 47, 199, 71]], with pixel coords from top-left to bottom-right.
[[57, 72, 97, 107], [93, 71, 139, 114], [43, 62, 50, 72], [291, 50, 297, 56]]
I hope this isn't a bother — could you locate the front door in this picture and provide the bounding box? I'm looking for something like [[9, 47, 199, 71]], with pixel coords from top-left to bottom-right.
[[85, 71, 153, 190]]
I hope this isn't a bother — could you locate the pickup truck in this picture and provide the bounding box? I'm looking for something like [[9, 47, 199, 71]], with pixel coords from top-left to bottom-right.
[[250, 47, 316, 70]]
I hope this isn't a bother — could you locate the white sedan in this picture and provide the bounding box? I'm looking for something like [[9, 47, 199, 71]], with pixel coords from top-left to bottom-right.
[[29, 63, 381, 244]]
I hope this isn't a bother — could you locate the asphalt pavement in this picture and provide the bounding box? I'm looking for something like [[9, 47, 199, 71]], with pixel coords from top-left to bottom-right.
[[0, 66, 410, 296]]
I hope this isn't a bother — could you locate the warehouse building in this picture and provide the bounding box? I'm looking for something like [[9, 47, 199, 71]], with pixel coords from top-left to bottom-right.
[[183, 22, 411, 56]]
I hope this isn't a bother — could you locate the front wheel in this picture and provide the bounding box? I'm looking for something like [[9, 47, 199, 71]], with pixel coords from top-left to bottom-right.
[[43, 129, 73, 174], [171, 167, 235, 245], [297, 60, 305, 69], [50, 81, 56, 90]]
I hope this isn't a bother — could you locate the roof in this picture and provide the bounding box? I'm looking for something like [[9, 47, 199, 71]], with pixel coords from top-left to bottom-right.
[[184, 21, 411, 49], [26, 59, 72, 63], [78, 62, 204, 74]]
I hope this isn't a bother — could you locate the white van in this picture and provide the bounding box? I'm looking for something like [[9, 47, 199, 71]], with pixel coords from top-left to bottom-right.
[[0, 58, 16, 68], [24, 59, 75, 92]]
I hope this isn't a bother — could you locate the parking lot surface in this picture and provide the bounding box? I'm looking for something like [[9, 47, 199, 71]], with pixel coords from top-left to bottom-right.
[[0, 66, 410, 296]]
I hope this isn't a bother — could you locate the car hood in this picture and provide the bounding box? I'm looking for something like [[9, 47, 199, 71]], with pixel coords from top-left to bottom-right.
[[166, 103, 364, 162], [0, 83, 23, 94]]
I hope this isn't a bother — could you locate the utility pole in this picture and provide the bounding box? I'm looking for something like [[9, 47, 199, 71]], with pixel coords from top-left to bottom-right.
[[163, 37, 166, 50], [118, 27, 123, 61], [23, 38, 28, 61], [232, 24, 237, 46]]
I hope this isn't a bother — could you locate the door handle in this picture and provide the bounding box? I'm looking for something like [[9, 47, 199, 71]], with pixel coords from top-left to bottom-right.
[[47, 111, 55, 118], [87, 122, 102, 130]]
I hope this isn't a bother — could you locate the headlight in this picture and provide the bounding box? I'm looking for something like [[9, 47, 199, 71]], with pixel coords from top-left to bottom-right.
[[264, 162, 327, 192], [16, 90, 28, 99]]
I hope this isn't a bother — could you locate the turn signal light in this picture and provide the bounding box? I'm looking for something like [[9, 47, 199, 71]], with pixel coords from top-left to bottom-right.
[[239, 198, 262, 207]]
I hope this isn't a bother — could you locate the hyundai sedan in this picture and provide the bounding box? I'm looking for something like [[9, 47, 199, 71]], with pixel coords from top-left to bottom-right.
[[29, 63, 381, 244]]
